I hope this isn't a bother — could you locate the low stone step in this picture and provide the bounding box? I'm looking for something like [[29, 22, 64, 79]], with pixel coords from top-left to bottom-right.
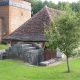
[[24, 47, 36, 51], [28, 49, 43, 53], [21, 44, 32, 48], [28, 50, 38, 53], [40, 58, 62, 66]]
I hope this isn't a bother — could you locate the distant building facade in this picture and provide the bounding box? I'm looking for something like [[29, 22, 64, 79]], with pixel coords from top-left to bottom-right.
[[0, 0, 31, 43]]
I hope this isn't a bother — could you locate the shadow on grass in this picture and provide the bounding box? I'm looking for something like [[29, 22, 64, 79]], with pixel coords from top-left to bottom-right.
[[62, 70, 73, 73]]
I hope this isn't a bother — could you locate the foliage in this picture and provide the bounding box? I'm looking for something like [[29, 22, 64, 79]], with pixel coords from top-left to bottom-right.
[[45, 3, 80, 72], [29, 0, 57, 16], [0, 59, 80, 80], [28, 0, 80, 16], [45, 10, 80, 53], [71, 0, 80, 12]]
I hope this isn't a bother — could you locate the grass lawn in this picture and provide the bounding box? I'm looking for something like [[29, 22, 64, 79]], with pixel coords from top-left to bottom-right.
[[0, 44, 7, 50], [0, 58, 80, 80]]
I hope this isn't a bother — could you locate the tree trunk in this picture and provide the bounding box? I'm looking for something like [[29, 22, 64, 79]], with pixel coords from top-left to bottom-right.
[[66, 56, 70, 72]]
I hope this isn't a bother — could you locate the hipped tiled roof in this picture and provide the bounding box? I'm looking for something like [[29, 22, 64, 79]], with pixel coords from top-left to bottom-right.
[[4, 6, 60, 42]]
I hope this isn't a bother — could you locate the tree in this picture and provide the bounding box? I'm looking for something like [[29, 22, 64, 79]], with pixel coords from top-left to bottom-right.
[[71, 2, 77, 12], [29, 0, 58, 16], [25, 0, 80, 16], [29, 0, 44, 16], [76, 0, 80, 12], [45, 3, 80, 72]]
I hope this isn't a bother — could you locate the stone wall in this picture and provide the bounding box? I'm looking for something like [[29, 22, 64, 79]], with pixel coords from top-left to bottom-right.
[[6, 43, 44, 65]]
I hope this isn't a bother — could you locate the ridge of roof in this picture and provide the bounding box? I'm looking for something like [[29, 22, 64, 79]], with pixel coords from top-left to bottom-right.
[[44, 6, 61, 21], [45, 6, 53, 21]]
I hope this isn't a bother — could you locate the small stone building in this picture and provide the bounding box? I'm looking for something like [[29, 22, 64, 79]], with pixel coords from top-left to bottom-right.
[[4, 6, 60, 48], [0, 0, 31, 43], [4, 6, 61, 63]]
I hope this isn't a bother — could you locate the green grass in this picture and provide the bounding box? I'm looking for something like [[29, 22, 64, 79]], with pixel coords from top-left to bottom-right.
[[0, 58, 80, 80], [0, 44, 7, 50]]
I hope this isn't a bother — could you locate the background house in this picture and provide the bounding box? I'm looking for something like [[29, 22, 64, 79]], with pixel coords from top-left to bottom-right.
[[0, 0, 31, 43]]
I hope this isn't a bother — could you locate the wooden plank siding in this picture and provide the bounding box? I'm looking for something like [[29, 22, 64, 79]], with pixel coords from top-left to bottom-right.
[[44, 49, 56, 61]]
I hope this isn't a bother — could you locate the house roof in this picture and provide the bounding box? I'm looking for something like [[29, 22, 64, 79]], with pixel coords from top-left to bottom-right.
[[4, 6, 60, 42]]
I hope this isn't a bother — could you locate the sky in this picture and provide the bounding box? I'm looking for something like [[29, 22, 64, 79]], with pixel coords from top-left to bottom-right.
[[42, 0, 79, 4]]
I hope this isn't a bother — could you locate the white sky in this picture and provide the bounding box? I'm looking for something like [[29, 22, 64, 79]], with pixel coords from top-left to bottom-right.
[[42, 0, 79, 4]]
